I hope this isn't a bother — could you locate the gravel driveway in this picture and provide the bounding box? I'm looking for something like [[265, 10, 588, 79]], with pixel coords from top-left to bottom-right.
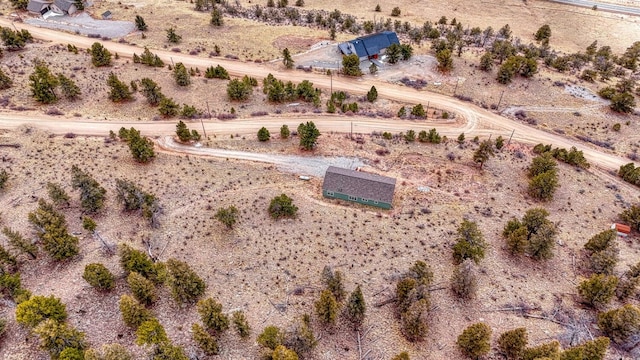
[[160, 137, 366, 177], [26, 12, 135, 38]]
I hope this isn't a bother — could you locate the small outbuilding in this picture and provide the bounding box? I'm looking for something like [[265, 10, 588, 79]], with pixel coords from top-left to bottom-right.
[[322, 166, 396, 209], [101, 10, 112, 19]]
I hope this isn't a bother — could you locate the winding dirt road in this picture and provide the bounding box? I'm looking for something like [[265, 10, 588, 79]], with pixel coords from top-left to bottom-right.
[[0, 18, 635, 176]]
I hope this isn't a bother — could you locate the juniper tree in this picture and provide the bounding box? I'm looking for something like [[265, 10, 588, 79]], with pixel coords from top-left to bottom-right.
[[119, 294, 152, 329], [125, 127, 155, 163], [497, 327, 528, 359], [578, 274, 618, 308], [258, 326, 284, 350], [210, 7, 224, 26], [192, 323, 219, 355], [503, 208, 557, 260], [197, 297, 229, 334], [215, 206, 239, 229], [597, 304, 640, 347], [268, 193, 298, 219], [71, 165, 106, 213], [457, 322, 492, 359], [118, 244, 158, 280], [232, 310, 250, 338], [85, 343, 133, 360], [167, 258, 206, 304], [321, 266, 346, 301], [16, 295, 68, 328], [521, 341, 561, 360], [315, 289, 338, 327], [34, 319, 86, 359], [82, 263, 115, 291], [453, 219, 487, 264], [204, 65, 229, 79], [135, 318, 168, 346], [227, 78, 252, 100], [127, 271, 157, 306]]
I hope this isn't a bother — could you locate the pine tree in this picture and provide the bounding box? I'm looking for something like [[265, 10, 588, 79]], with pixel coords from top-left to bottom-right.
[[135, 15, 148, 31], [258, 127, 271, 141], [2, 227, 37, 259], [280, 125, 290, 139], [176, 120, 192, 142], [167, 258, 206, 304], [71, 165, 106, 213], [367, 86, 378, 102], [0, 244, 17, 271], [107, 73, 133, 102], [268, 193, 298, 219], [452, 219, 487, 264], [0, 68, 13, 89], [140, 78, 164, 106], [57, 74, 81, 100], [173, 63, 190, 86], [282, 48, 294, 69], [297, 121, 320, 150], [166, 27, 182, 43], [158, 96, 179, 117], [210, 7, 224, 26], [29, 61, 59, 104], [46, 182, 70, 207], [473, 140, 495, 169], [345, 285, 366, 329], [578, 274, 618, 308], [258, 326, 284, 350], [28, 199, 79, 261], [451, 259, 477, 300], [118, 244, 157, 280], [90, 42, 112, 67]]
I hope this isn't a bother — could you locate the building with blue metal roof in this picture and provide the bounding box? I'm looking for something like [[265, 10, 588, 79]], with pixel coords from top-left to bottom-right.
[[338, 31, 400, 61]]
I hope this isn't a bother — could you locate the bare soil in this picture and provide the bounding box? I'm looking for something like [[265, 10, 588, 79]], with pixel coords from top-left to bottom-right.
[[1, 124, 640, 359]]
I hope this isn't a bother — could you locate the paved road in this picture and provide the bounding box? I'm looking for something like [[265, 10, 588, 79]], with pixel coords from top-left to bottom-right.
[[0, 18, 635, 177], [549, 0, 640, 16]]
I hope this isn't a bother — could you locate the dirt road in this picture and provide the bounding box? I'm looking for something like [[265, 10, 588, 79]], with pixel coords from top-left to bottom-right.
[[0, 18, 634, 175]]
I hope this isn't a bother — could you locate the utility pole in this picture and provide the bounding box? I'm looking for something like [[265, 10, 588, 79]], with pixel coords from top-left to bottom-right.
[[425, 101, 430, 119], [507, 129, 515, 147], [330, 70, 333, 95], [453, 78, 459, 96], [350, 121, 353, 140], [496, 90, 505, 111]]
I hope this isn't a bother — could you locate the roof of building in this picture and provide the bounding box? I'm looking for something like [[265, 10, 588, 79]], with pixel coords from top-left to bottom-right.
[[26, 0, 51, 12], [339, 31, 400, 58], [322, 166, 396, 204], [101, 10, 112, 17], [54, 0, 75, 12]]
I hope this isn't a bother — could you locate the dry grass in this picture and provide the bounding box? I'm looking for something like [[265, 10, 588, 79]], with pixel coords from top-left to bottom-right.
[[1, 126, 639, 359]]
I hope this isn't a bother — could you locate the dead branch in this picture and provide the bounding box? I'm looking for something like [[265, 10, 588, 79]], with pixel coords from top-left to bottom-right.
[[481, 306, 540, 313], [93, 231, 115, 256], [522, 313, 571, 327], [0, 144, 20, 148], [374, 297, 396, 308]]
